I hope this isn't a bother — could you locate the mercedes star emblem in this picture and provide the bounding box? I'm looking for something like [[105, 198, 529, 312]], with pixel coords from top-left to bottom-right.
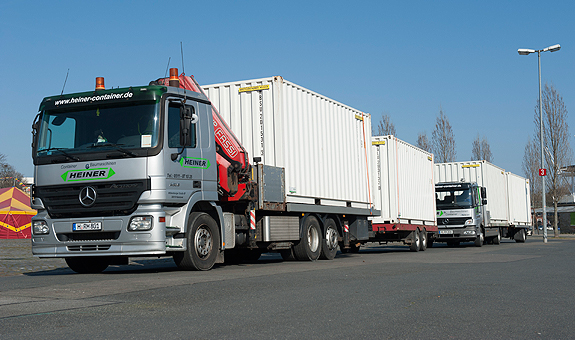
[[79, 186, 97, 207]]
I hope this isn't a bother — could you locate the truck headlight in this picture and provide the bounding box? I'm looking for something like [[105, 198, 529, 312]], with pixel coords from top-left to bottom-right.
[[128, 216, 153, 231], [33, 221, 49, 235], [463, 230, 476, 235], [464, 219, 474, 225]]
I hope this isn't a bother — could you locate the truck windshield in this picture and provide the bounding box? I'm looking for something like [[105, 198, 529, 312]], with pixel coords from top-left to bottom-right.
[[436, 188, 473, 209], [36, 102, 159, 159]]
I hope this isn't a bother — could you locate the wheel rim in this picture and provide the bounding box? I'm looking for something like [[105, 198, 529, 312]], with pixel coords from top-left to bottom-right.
[[195, 226, 213, 258], [415, 230, 420, 247], [326, 227, 338, 251], [308, 225, 320, 253]]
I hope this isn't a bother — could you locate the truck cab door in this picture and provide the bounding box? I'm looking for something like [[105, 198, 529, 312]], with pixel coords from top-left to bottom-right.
[[165, 99, 205, 202]]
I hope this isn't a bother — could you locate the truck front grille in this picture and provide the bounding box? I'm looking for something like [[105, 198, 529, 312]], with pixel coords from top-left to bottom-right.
[[438, 217, 469, 226], [36, 179, 151, 219]]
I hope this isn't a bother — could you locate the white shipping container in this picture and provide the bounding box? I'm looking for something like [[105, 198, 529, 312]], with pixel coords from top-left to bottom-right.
[[434, 161, 509, 225], [203, 76, 374, 209], [506, 172, 532, 226], [371, 136, 436, 225]]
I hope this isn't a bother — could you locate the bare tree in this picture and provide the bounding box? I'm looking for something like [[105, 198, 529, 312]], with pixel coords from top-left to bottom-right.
[[0, 153, 25, 190], [416, 132, 432, 153], [374, 114, 396, 136], [432, 107, 456, 163], [533, 83, 572, 237], [471, 134, 493, 162]]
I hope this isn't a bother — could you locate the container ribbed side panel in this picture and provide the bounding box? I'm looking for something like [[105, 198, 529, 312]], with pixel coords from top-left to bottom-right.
[[371, 136, 435, 224], [506, 172, 531, 225], [203, 77, 373, 207]]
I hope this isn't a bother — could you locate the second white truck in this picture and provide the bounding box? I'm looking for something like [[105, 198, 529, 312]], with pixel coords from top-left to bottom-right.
[[434, 161, 531, 246]]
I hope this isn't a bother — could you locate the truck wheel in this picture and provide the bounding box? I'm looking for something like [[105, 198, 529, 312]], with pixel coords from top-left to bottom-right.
[[515, 229, 526, 243], [493, 228, 501, 245], [474, 228, 484, 247], [320, 218, 339, 260], [409, 229, 420, 252], [293, 215, 321, 261], [65, 257, 109, 274], [419, 229, 428, 251], [174, 212, 220, 271]]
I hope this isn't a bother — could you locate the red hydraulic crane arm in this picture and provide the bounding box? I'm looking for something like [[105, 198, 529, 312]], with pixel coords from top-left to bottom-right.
[[154, 69, 255, 202]]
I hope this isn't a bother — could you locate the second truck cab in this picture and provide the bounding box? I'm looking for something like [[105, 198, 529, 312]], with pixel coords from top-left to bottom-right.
[[435, 182, 487, 247]]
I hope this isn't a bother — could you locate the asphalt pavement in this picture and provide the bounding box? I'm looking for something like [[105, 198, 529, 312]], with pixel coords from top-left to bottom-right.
[[1, 235, 575, 339]]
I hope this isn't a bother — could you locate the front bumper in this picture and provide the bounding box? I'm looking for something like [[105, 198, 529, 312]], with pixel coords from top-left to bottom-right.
[[436, 225, 478, 242], [31, 204, 167, 258]]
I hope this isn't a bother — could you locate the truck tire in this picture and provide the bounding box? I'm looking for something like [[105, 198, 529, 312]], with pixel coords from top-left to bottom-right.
[[293, 215, 321, 261], [474, 228, 484, 247], [320, 218, 339, 260], [65, 257, 109, 274], [174, 212, 220, 271], [493, 228, 501, 245], [419, 229, 428, 251], [515, 229, 526, 243], [409, 229, 420, 252]]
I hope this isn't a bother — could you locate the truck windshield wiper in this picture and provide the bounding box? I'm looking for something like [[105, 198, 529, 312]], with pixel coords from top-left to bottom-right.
[[42, 147, 80, 162], [89, 142, 138, 157]]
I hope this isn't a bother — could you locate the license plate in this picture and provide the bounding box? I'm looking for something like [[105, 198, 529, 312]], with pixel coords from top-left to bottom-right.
[[73, 222, 102, 231], [439, 230, 453, 234]]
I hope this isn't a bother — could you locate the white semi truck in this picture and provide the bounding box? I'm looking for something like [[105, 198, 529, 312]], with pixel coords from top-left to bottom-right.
[[434, 161, 531, 246], [30, 71, 376, 273]]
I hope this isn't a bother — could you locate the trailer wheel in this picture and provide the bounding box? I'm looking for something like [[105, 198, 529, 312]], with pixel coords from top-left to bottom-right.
[[409, 229, 420, 252], [419, 229, 428, 251], [474, 228, 484, 247], [65, 257, 109, 274], [493, 228, 501, 245], [293, 215, 321, 261], [515, 229, 526, 243], [320, 218, 339, 260], [174, 212, 219, 271]]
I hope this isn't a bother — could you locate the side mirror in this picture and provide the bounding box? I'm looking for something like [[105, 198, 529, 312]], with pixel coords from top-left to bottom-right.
[[171, 105, 195, 161], [481, 187, 487, 199], [482, 199, 487, 205], [179, 106, 193, 147], [31, 113, 41, 149]]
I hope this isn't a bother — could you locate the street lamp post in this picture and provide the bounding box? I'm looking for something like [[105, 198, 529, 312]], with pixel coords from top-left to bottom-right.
[[518, 44, 561, 243]]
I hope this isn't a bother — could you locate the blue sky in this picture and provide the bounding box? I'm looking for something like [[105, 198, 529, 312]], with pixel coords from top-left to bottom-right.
[[1, 0, 574, 177]]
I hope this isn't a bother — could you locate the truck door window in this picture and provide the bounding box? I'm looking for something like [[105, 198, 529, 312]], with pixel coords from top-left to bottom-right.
[[168, 103, 196, 148]]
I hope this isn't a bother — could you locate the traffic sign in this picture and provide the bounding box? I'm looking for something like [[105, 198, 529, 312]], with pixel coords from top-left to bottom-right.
[[539, 168, 547, 176]]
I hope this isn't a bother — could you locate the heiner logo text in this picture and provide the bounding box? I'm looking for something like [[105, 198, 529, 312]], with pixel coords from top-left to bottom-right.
[[180, 157, 210, 169], [61, 168, 116, 182]]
